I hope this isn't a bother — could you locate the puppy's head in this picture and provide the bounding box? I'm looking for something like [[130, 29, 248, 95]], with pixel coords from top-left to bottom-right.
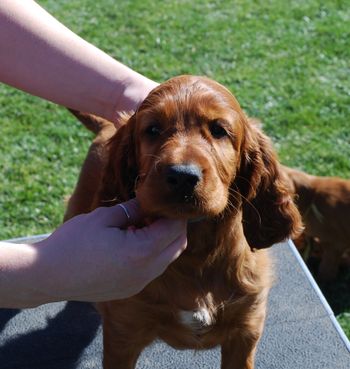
[[101, 75, 301, 249]]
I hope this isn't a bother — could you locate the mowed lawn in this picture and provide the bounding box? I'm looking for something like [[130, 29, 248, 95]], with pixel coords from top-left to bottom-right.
[[0, 1, 349, 336]]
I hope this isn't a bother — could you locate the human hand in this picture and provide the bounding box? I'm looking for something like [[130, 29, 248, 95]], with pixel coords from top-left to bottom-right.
[[33, 199, 187, 302]]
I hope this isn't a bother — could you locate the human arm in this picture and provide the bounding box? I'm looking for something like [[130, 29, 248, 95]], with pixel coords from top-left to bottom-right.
[[0, 199, 187, 308], [0, 0, 157, 122]]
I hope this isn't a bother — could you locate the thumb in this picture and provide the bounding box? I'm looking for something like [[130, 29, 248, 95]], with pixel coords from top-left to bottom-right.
[[95, 198, 142, 228]]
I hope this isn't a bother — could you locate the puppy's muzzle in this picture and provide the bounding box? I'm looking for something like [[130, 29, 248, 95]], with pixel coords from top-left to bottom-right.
[[165, 164, 202, 199]]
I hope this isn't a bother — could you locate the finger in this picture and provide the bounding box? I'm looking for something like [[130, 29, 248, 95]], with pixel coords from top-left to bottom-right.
[[152, 232, 188, 272], [136, 218, 187, 254], [95, 198, 143, 228]]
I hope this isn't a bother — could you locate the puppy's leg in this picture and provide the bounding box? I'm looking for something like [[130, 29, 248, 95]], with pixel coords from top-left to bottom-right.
[[102, 322, 153, 369], [318, 241, 342, 282], [220, 331, 260, 369], [103, 345, 142, 369]]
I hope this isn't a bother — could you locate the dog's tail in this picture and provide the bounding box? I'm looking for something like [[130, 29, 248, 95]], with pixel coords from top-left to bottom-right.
[[68, 109, 114, 135]]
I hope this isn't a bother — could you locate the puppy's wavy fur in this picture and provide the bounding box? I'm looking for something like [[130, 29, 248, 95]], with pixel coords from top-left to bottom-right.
[[65, 76, 301, 369]]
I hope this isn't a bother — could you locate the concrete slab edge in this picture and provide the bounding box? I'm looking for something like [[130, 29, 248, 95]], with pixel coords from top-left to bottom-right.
[[287, 239, 350, 353], [4, 233, 50, 244]]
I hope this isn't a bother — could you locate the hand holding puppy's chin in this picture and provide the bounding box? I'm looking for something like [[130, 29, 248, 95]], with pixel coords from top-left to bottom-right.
[[135, 192, 195, 223]]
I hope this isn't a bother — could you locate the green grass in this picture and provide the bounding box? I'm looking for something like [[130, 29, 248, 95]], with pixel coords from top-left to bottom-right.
[[0, 0, 349, 336]]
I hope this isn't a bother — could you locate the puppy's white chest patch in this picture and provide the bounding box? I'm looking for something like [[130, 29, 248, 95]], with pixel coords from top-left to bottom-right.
[[179, 307, 215, 333]]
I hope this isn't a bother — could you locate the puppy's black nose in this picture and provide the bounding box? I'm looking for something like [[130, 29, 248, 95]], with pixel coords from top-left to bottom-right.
[[165, 164, 202, 194]]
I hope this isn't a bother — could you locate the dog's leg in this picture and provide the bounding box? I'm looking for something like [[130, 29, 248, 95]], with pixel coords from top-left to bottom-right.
[[102, 322, 153, 369], [103, 346, 143, 369], [220, 311, 267, 369], [220, 334, 259, 369], [318, 241, 342, 281]]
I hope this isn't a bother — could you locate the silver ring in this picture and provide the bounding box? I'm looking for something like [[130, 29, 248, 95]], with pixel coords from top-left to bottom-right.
[[117, 203, 131, 220]]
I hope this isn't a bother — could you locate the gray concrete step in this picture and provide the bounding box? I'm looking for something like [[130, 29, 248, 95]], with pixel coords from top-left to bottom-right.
[[0, 237, 349, 368]]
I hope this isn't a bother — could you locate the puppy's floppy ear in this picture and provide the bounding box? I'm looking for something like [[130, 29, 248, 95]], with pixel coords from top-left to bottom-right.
[[97, 113, 138, 205], [235, 122, 302, 250]]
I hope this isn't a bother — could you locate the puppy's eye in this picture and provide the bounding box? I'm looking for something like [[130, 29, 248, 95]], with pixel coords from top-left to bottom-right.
[[209, 121, 228, 139], [145, 124, 161, 137]]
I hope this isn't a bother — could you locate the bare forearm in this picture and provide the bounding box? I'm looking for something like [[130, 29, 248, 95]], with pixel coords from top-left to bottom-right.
[[0, 241, 54, 308], [0, 0, 156, 122]]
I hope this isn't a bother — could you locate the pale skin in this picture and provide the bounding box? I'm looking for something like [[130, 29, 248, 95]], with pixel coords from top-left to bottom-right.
[[0, 0, 187, 308], [0, 0, 157, 123]]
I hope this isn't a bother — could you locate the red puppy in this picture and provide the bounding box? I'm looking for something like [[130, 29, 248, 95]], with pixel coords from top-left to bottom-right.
[[66, 76, 301, 369], [283, 165, 350, 281]]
